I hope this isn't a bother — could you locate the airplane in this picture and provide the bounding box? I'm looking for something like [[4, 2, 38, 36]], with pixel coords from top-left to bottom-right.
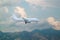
[[12, 14, 39, 24]]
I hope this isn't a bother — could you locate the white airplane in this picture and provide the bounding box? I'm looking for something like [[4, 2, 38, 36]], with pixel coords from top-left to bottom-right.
[[12, 14, 39, 24]]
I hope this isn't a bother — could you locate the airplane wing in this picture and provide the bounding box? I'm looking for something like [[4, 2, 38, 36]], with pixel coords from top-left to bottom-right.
[[12, 14, 24, 22], [26, 18, 39, 22]]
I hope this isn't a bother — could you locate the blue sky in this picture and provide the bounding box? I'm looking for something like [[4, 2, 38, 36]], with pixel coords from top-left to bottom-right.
[[0, 0, 60, 32]]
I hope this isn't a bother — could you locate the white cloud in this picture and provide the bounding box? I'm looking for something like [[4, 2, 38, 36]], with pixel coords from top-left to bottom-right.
[[25, 0, 60, 9], [47, 17, 60, 30], [47, 17, 55, 24], [14, 6, 27, 18], [3, 7, 8, 13], [0, 0, 21, 7], [0, 17, 14, 25]]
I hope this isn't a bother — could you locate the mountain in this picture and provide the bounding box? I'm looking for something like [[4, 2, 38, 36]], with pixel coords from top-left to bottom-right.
[[0, 28, 60, 40]]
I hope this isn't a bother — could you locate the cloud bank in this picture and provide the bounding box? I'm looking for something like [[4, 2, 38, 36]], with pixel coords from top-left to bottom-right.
[[25, 0, 60, 9], [14, 6, 27, 18], [47, 17, 60, 30], [3, 7, 8, 13], [0, 0, 60, 32], [0, 17, 60, 32], [0, 0, 21, 7]]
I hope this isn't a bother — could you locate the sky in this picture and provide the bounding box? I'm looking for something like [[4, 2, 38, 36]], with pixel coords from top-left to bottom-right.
[[0, 0, 60, 32]]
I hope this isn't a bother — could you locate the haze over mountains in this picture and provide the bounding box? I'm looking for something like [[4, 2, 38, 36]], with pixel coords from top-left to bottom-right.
[[0, 28, 60, 40]]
